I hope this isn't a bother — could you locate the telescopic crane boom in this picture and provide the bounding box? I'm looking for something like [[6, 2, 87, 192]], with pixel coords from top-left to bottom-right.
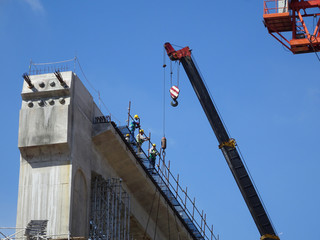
[[164, 42, 279, 240]]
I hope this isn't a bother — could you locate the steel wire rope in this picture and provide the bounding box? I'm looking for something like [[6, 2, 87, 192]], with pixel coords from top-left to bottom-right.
[[76, 57, 99, 96], [76, 57, 121, 125], [170, 60, 180, 86], [165, 53, 217, 239], [170, 61, 173, 86], [143, 188, 158, 239], [177, 62, 180, 87], [156, 134, 219, 240], [31, 58, 75, 66], [163, 49, 167, 137], [172, 43, 185, 49]]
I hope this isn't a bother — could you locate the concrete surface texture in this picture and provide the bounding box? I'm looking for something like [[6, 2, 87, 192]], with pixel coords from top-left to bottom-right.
[[17, 71, 192, 239]]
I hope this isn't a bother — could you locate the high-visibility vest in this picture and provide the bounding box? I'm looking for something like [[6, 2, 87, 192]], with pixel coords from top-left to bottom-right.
[[136, 134, 144, 143], [149, 149, 158, 157], [129, 122, 136, 131]]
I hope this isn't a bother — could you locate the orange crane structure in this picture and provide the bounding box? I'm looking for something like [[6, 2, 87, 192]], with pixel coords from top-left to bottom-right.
[[263, 0, 320, 53]]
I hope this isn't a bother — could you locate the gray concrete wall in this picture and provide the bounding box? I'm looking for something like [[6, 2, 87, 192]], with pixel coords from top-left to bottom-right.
[[17, 72, 74, 238], [17, 72, 192, 240]]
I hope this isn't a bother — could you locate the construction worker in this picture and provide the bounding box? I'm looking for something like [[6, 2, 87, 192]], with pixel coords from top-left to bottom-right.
[[129, 114, 140, 144], [136, 129, 149, 153], [149, 144, 159, 169], [125, 133, 130, 142]]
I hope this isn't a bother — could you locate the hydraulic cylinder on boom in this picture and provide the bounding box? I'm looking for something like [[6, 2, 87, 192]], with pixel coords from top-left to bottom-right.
[[164, 42, 279, 240]]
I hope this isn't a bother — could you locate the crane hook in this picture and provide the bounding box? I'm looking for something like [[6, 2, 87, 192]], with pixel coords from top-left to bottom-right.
[[170, 99, 178, 107], [170, 85, 180, 107]]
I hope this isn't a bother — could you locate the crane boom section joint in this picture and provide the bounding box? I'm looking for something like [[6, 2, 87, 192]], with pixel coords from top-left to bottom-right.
[[260, 234, 280, 240], [218, 138, 237, 149]]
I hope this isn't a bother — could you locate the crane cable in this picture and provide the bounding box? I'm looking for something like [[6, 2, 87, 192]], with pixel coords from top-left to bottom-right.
[[163, 49, 167, 138], [76, 57, 122, 124], [162, 50, 168, 159], [177, 62, 180, 88]]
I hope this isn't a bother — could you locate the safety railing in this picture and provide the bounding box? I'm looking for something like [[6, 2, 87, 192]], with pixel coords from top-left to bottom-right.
[[121, 112, 219, 240], [264, 0, 289, 14], [28, 58, 76, 76]]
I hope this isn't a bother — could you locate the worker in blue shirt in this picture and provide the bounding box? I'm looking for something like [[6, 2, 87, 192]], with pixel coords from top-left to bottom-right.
[[129, 114, 140, 144]]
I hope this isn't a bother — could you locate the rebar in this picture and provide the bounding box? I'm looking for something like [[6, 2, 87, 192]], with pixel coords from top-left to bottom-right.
[[89, 176, 130, 240]]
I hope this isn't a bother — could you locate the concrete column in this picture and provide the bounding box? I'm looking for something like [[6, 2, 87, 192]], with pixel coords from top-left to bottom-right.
[[17, 72, 93, 238]]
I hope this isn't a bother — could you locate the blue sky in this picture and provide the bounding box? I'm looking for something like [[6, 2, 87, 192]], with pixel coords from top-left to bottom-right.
[[0, 1, 319, 240]]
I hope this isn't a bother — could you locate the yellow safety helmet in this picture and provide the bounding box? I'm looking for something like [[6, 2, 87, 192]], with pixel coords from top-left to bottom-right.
[[139, 129, 144, 133], [126, 134, 130, 137], [152, 144, 156, 147], [134, 114, 139, 119]]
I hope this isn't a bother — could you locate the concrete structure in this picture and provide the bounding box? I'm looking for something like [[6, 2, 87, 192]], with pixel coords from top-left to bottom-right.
[[16, 72, 200, 239]]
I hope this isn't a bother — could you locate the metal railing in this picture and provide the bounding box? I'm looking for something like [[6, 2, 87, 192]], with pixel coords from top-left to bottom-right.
[[264, 0, 289, 14], [119, 113, 219, 240]]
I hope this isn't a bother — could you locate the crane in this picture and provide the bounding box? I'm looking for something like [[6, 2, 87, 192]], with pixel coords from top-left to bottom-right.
[[164, 42, 279, 240], [263, 0, 320, 54]]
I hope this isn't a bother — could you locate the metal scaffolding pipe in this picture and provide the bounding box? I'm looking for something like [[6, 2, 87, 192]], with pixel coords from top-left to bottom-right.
[[89, 176, 130, 240]]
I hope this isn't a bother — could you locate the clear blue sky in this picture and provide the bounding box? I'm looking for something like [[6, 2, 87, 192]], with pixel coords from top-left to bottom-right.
[[1, 1, 319, 240]]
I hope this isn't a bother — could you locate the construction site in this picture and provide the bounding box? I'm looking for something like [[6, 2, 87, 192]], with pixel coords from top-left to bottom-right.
[[1, 1, 320, 240]]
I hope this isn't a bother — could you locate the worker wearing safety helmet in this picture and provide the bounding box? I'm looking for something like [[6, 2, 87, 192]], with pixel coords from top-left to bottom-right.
[[125, 133, 130, 142], [129, 114, 140, 144], [149, 143, 159, 169], [136, 129, 149, 153]]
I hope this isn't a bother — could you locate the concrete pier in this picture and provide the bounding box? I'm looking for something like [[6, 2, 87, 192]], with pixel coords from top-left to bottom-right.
[[17, 72, 193, 239]]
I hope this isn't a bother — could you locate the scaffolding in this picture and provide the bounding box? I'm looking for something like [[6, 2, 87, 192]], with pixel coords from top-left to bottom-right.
[[89, 176, 131, 240]]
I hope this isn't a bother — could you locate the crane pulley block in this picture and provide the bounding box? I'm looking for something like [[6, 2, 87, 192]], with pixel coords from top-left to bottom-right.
[[164, 42, 191, 61]]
